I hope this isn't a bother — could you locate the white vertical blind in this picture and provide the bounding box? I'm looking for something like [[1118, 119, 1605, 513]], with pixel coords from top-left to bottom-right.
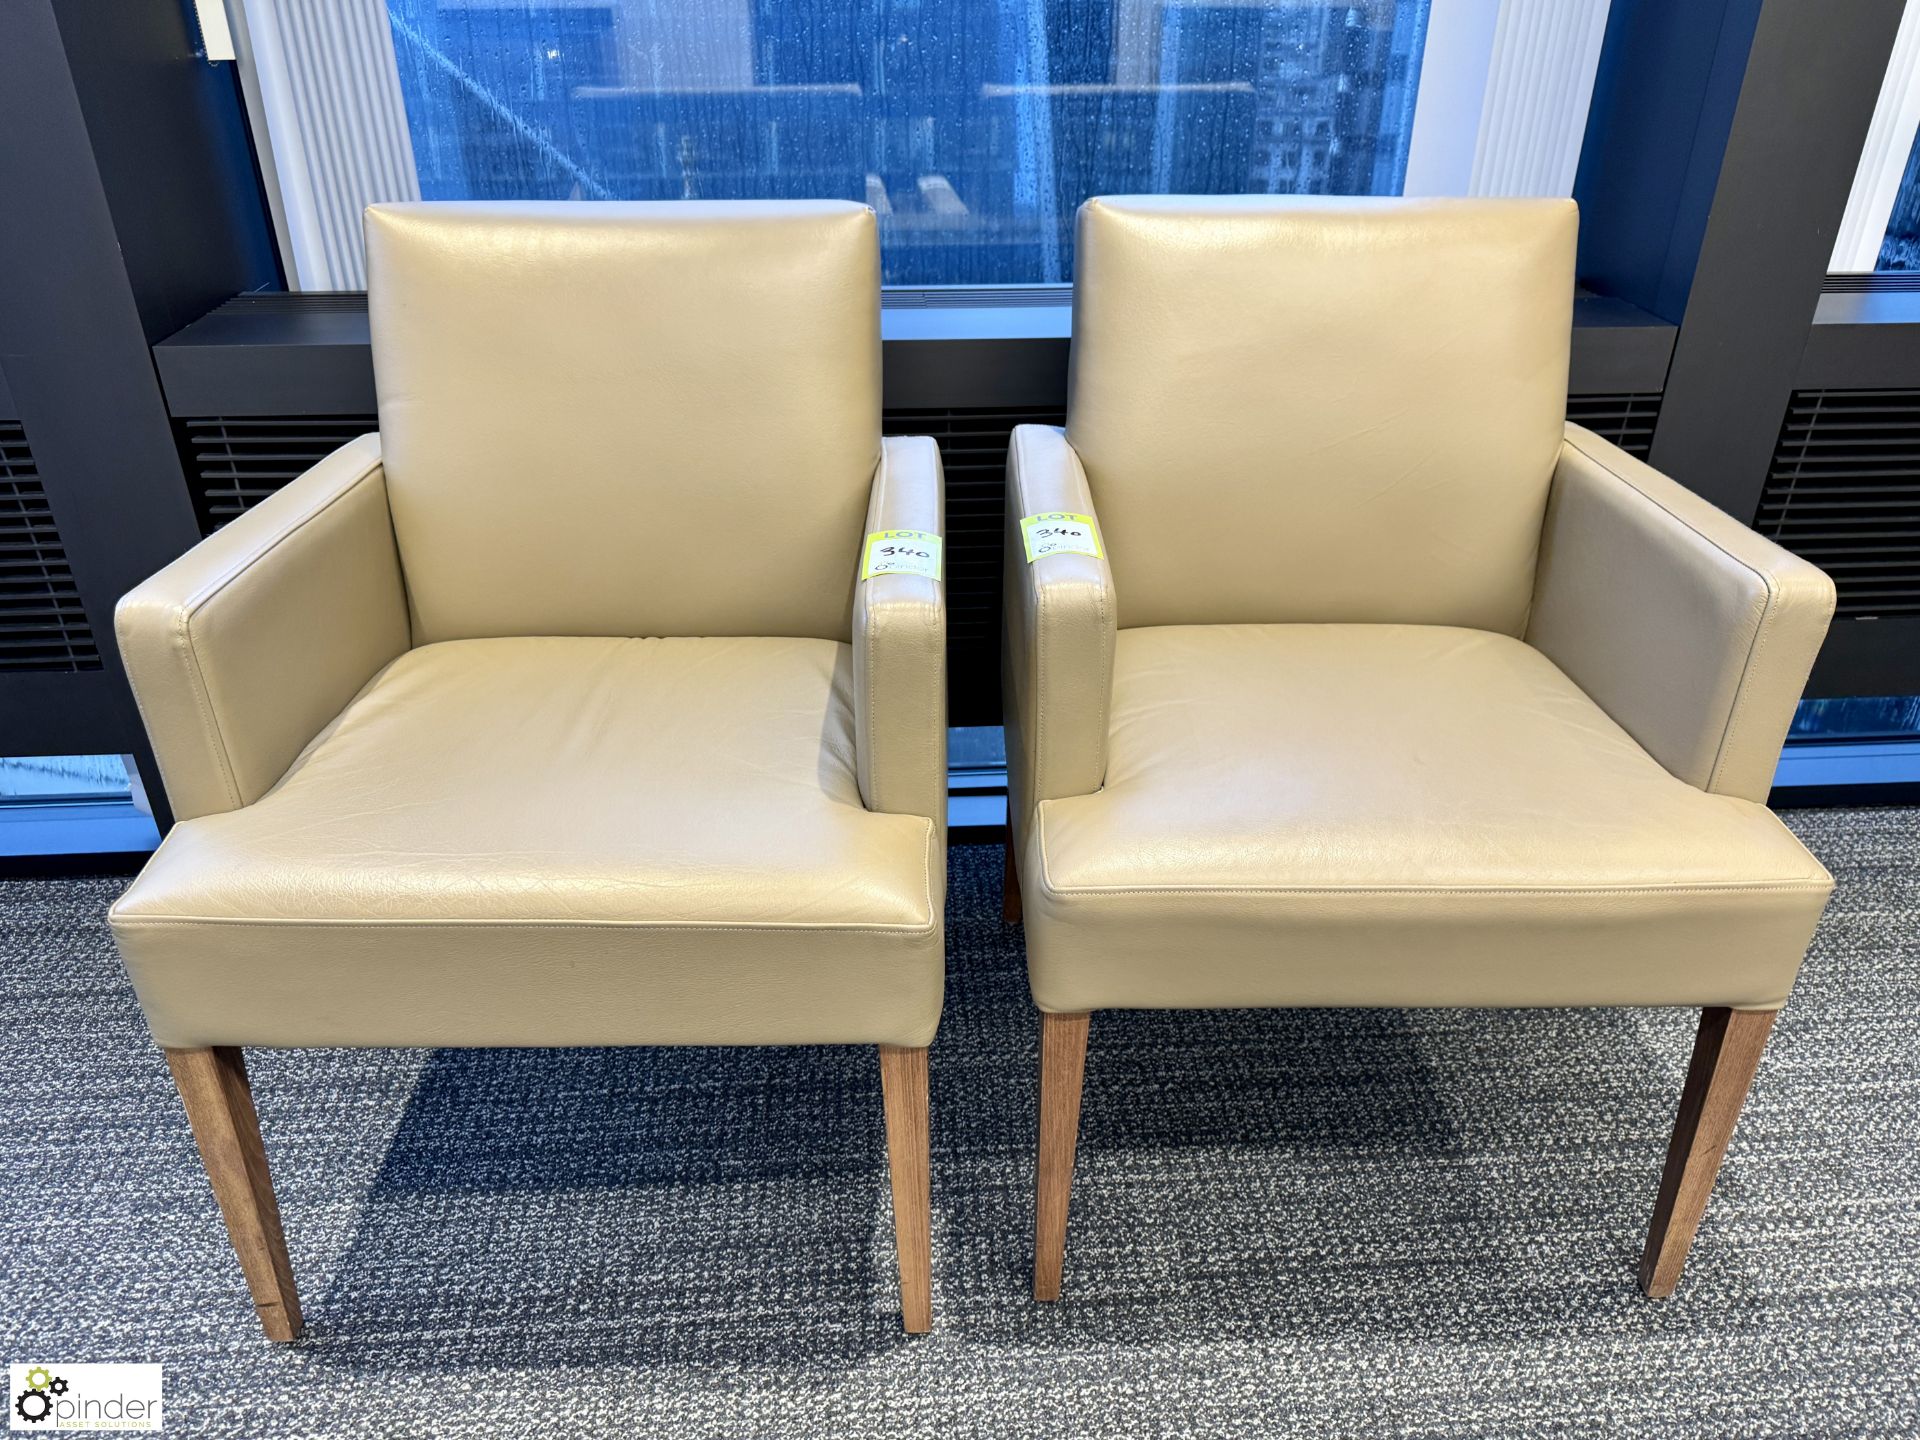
[[1404, 0, 1611, 199], [230, 0, 419, 289], [1401, 0, 1500, 197], [1469, 0, 1611, 197], [1832, 0, 1920, 273]]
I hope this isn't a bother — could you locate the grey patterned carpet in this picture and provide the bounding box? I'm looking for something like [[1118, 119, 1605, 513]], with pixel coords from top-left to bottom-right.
[[2, 813, 1917, 1438]]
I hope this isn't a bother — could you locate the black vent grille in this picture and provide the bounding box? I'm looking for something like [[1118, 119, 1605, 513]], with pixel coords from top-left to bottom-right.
[[1822, 272, 1920, 293], [1567, 392, 1661, 460], [177, 416, 376, 533], [1760, 389, 1920, 619], [0, 422, 100, 672], [886, 406, 1064, 725]]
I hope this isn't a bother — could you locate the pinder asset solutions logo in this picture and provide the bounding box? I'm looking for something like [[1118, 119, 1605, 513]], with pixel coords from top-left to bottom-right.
[[10, 1364, 162, 1432]]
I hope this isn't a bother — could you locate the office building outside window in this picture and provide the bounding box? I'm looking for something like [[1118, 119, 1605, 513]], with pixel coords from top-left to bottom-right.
[[231, 0, 1612, 291], [381, 0, 1430, 285], [1880, 126, 1920, 268], [1830, 0, 1920, 272]]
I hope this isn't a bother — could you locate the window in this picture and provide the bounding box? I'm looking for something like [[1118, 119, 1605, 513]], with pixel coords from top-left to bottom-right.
[[1831, 0, 1920, 272], [226, 0, 1614, 290], [314, 0, 1428, 288], [0, 754, 133, 804], [1792, 696, 1920, 742], [1879, 129, 1920, 270], [0, 755, 158, 860], [389, 0, 1426, 286]]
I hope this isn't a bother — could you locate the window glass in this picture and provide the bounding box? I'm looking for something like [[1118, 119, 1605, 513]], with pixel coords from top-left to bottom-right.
[[1838, 4, 1920, 274], [384, 0, 1430, 285], [949, 726, 1006, 771], [0, 755, 159, 858], [0, 754, 132, 804], [1791, 695, 1920, 740], [1881, 124, 1920, 270]]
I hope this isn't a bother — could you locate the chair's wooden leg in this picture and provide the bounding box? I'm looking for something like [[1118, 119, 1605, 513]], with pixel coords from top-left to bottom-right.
[[1002, 839, 1023, 923], [878, 1044, 932, 1333], [1033, 1010, 1090, 1301], [164, 1046, 303, 1341], [1639, 1007, 1778, 1298]]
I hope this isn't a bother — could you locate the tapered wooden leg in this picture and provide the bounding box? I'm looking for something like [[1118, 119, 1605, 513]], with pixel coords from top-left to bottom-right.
[[1638, 1007, 1779, 1298], [878, 1044, 932, 1333], [1002, 840, 1023, 923], [1033, 1010, 1090, 1301], [164, 1047, 303, 1341]]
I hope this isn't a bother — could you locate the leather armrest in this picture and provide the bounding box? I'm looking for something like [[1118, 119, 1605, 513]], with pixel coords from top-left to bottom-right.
[[1527, 423, 1836, 803], [1003, 425, 1116, 834], [115, 434, 411, 821], [853, 435, 947, 825]]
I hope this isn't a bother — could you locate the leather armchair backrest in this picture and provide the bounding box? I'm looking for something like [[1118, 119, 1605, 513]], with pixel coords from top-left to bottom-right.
[[1067, 196, 1575, 634], [366, 200, 881, 643]]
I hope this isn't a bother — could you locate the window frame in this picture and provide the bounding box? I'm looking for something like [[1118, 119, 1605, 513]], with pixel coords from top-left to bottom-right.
[[1831, 0, 1920, 272], [227, 0, 1611, 294]]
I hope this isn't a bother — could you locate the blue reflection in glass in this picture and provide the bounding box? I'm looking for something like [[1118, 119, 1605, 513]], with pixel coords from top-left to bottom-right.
[[384, 1, 1430, 284], [1791, 695, 1920, 741], [1882, 119, 1920, 270]]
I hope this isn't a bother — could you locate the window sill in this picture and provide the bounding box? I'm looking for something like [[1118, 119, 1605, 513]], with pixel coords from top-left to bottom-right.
[[154, 288, 1675, 417], [1799, 291, 1920, 388]]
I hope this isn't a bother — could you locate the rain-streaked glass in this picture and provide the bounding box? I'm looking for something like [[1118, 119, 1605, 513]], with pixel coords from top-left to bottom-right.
[[384, 0, 1431, 285], [1879, 119, 1920, 269]]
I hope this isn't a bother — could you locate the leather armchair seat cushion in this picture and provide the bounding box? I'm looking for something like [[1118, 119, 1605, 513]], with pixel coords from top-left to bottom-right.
[[111, 636, 942, 1049], [1022, 625, 1832, 1014]]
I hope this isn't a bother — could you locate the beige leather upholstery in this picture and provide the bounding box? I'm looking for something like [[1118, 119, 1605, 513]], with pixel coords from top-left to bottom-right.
[[114, 434, 408, 822], [1002, 425, 1115, 831], [366, 201, 881, 643], [1068, 196, 1575, 634], [1023, 625, 1829, 1014], [855, 436, 948, 827], [1529, 426, 1837, 804], [112, 637, 941, 1048], [1009, 197, 1832, 1017], [112, 201, 945, 1052]]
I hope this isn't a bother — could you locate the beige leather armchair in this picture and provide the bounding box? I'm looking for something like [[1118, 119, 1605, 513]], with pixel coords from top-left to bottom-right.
[[1004, 196, 1835, 1303], [109, 201, 946, 1336]]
